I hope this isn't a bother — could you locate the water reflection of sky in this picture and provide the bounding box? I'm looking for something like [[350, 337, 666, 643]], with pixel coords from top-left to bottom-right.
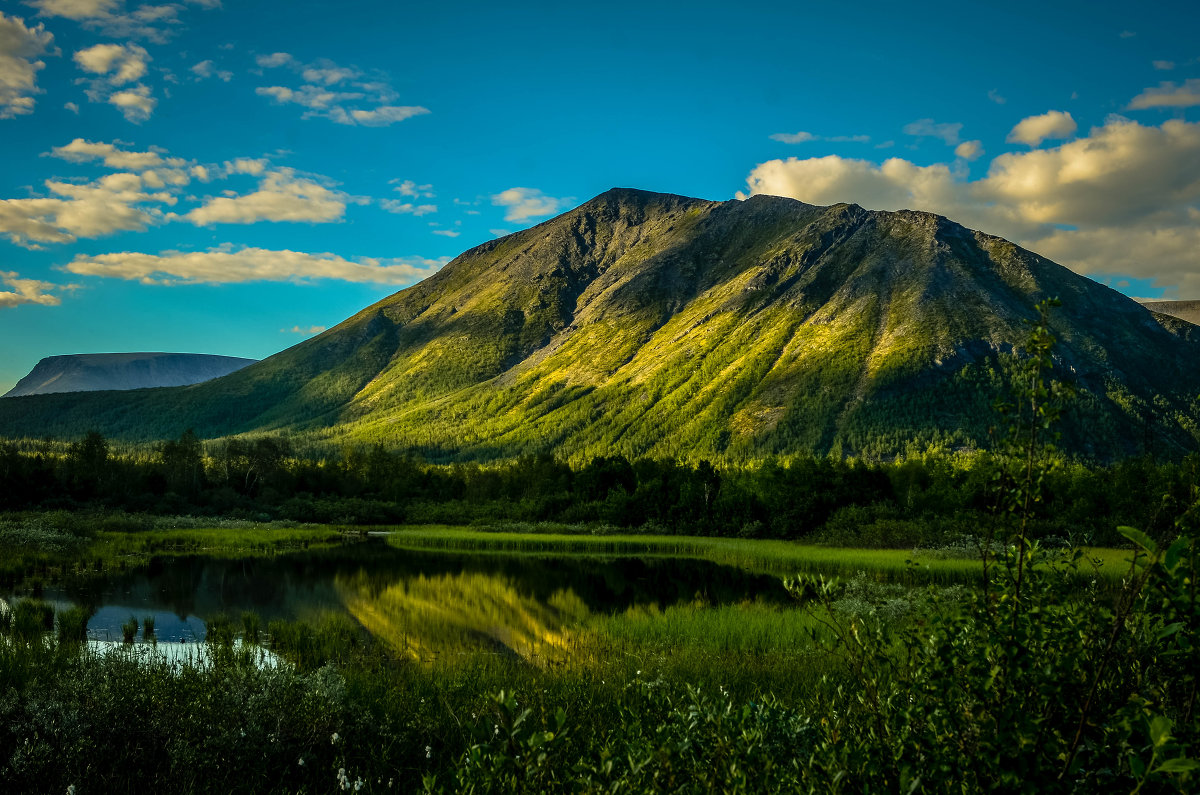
[[86, 605, 206, 643], [83, 640, 281, 667]]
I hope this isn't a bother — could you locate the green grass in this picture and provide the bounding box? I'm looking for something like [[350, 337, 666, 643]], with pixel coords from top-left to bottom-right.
[[88, 525, 349, 559], [383, 525, 1137, 584], [0, 519, 353, 586]]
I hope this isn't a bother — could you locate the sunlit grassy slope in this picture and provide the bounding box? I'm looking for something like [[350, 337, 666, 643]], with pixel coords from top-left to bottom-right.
[[3, 188, 1198, 460]]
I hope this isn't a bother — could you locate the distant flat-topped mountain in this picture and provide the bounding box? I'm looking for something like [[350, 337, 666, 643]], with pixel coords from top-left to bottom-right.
[[3, 353, 257, 398], [1, 188, 1198, 460], [1141, 300, 1200, 327]]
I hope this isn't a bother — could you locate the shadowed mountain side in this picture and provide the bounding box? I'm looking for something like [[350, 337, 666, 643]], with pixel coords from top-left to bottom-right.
[[3, 353, 258, 397], [1, 188, 1198, 461]]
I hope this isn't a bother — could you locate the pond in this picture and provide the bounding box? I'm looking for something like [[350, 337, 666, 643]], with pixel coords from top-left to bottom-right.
[[5, 537, 796, 663]]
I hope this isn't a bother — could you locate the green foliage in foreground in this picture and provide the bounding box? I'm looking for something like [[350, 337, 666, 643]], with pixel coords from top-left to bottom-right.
[[0, 530, 1196, 793]]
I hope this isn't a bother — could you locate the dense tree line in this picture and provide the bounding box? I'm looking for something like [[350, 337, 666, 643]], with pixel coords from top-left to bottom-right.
[[1, 429, 1194, 546]]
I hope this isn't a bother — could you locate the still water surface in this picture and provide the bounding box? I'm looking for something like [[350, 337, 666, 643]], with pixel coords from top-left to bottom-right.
[[15, 539, 791, 658]]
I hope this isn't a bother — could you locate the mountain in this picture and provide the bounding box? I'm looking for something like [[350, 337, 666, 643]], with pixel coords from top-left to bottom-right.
[[1141, 300, 1200, 327], [3, 353, 257, 398], [1, 188, 1198, 461]]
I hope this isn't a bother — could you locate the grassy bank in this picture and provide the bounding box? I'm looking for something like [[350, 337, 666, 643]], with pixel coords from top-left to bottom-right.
[[0, 514, 350, 589], [384, 525, 1136, 584]]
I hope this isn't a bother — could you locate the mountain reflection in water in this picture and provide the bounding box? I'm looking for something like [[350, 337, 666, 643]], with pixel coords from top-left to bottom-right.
[[21, 538, 790, 659]]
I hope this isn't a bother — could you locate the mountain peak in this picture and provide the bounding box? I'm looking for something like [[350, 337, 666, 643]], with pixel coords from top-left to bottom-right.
[[1, 189, 1197, 461]]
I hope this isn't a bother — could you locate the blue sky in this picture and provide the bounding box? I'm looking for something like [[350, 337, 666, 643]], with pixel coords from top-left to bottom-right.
[[1, 0, 1198, 392]]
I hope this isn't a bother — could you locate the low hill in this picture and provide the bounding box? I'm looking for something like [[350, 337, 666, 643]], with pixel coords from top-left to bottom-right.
[[1141, 301, 1200, 327], [0, 189, 1197, 461], [3, 353, 257, 398]]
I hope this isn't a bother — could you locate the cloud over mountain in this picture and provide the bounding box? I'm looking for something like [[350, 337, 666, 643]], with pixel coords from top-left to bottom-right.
[[742, 117, 1200, 297]]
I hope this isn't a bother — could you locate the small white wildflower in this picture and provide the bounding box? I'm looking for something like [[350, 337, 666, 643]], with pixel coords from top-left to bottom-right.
[[298, 756, 305, 767], [354, 779, 364, 792], [67, 786, 76, 795], [331, 731, 340, 744], [425, 744, 432, 759], [493, 724, 500, 735]]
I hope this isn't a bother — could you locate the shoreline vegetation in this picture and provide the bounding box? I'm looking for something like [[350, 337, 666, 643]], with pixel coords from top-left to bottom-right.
[[0, 517, 1196, 792]]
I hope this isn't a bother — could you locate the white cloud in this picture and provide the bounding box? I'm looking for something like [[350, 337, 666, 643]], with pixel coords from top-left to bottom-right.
[[770, 131, 870, 145], [255, 51, 296, 68], [1128, 78, 1200, 110], [391, 179, 434, 198], [256, 84, 358, 111], [770, 131, 816, 144], [987, 89, 1006, 105], [343, 105, 428, 126], [64, 246, 450, 285], [740, 116, 1200, 297], [492, 187, 571, 222], [190, 59, 231, 81], [0, 171, 175, 245], [222, 157, 268, 176], [50, 137, 184, 170], [381, 200, 436, 216], [902, 118, 962, 145], [1152, 60, 1175, 71], [255, 54, 429, 126], [27, 0, 119, 21], [28, 0, 199, 43], [282, 324, 325, 334], [64, 100, 78, 112], [301, 64, 356, 85], [1006, 110, 1077, 147], [107, 83, 155, 122], [72, 42, 158, 121], [954, 140, 984, 161], [73, 42, 147, 84], [0, 12, 55, 119], [489, 228, 510, 237], [185, 168, 345, 225], [0, 270, 76, 308], [431, 229, 459, 237]]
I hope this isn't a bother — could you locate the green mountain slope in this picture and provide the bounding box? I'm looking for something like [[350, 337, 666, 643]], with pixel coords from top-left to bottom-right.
[[2, 188, 1198, 461]]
